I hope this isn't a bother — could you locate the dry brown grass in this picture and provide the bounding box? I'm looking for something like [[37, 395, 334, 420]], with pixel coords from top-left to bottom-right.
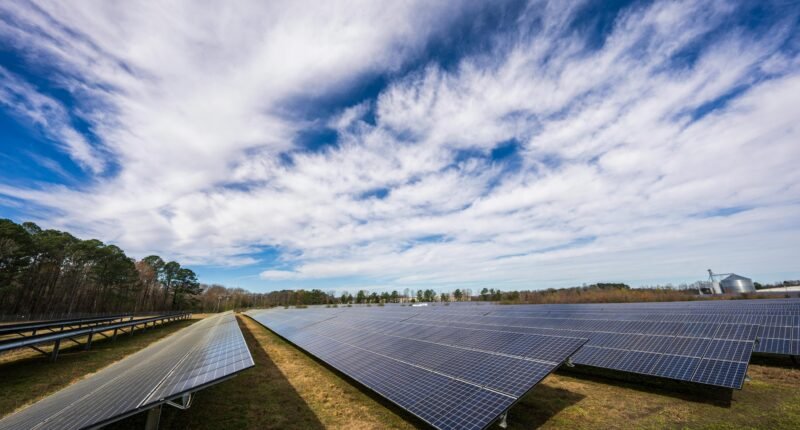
[[238, 315, 415, 429]]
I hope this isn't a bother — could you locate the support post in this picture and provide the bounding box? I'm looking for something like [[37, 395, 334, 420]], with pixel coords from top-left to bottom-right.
[[51, 339, 61, 362], [113, 328, 118, 341], [85, 332, 94, 350], [144, 405, 162, 430]]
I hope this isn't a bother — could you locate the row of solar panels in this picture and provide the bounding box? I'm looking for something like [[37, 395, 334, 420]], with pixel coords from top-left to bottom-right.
[[0, 314, 133, 336], [1, 299, 797, 430], [0, 312, 193, 361], [470, 298, 800, 312], [0, 312, 254, 430], [370, 299, 800, 356], [247, 300, 795, 429], [260, 306, 758, 390], [246, 309, 586, 430], [243, 303, 770, 430]]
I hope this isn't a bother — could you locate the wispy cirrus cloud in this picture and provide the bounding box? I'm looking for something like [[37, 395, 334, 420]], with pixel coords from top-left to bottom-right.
[[1, 0, 799, 291], [0, 66, 105, 173]]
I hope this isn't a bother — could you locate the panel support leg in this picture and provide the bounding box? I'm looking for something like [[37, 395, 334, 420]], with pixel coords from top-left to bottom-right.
[[498, 412, 508, 429], [51, 339, 61, 362], [144, 405, 162, 430], [85, 332, 94, 350], [113, 328, 118, 341]]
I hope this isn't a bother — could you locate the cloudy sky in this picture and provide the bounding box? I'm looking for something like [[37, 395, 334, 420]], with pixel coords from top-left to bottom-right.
[[1, 0, 799, 293]]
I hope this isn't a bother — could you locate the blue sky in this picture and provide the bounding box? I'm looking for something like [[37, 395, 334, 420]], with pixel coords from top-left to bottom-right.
[[1, 0, 799, 293]]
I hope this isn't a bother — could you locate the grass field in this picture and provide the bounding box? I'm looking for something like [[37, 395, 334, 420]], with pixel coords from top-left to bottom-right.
[[2, 314, 799, 429]]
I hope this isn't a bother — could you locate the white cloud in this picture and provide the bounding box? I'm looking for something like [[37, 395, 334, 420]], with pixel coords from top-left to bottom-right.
[[0, 67, 105, 173], [259, 270, 300, 281], [1, 0, 799, 290]]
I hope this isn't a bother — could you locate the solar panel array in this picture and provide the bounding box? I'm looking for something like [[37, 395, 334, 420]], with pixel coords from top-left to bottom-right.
[[477, 299, 800, 357], [0, 311, 253, 430], [400, 310, 757, 389], [414, 298, 800, 388], [246, 308, 587, 430], [0, 314, 132, 336], [0, 312, 192, 361], [251, 299, 800, 397]]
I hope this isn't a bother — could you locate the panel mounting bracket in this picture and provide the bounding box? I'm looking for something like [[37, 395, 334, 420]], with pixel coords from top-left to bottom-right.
[[498, 412, 508, 429], [565, 356, 575, 368], [165, 393, 193, 410]]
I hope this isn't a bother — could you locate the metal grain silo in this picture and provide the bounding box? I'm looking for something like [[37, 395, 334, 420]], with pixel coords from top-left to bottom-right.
[[720, 274, 755, 294]]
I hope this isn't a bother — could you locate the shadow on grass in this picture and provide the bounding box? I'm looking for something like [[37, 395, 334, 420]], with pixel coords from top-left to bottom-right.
[[107, 316, 325, 430], [507, 383, 585, 429], [750, 353, 798, 369], [558, 365, 733, 407]]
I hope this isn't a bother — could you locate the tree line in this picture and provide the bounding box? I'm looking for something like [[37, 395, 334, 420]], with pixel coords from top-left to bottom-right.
[[0, 219, 200, 318], [5, 216, 753, 318], [497, 283, 702, 304], [235, 288, 476, 308]]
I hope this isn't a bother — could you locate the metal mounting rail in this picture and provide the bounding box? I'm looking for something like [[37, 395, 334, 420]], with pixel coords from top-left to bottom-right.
[[0, 312, 192, 361], [0, 314, 133, 336]]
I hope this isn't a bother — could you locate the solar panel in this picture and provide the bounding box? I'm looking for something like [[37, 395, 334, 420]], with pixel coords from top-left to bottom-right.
[[469, 298, 800, 357], [294, 299, 791, 390], [0, 314, 132, 336], [246, 308, 586, 430], [0, 312, 253, 430], [400, 307, 758, 389], [0, 312, 192, 361]]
